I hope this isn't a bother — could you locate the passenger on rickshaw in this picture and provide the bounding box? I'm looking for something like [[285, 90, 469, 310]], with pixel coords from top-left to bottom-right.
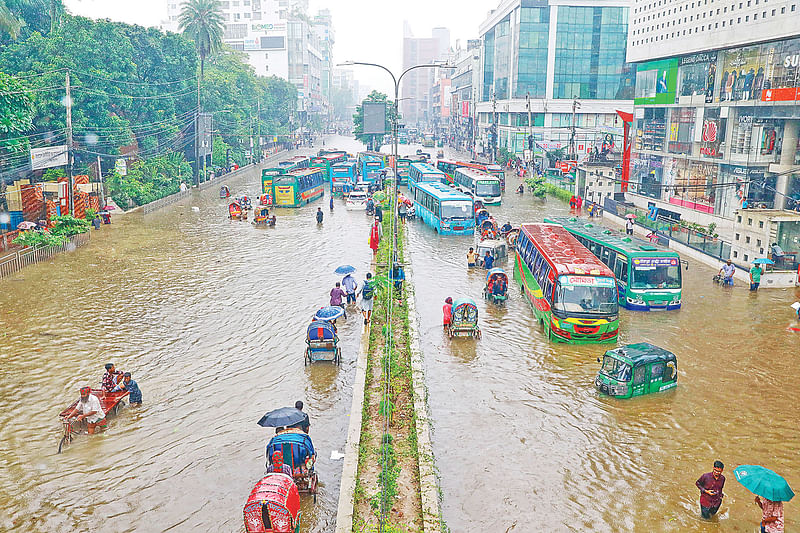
[[266, 431, 316, 474], [102, 363, 123, 392], [266, 450, 293, 476], [493, 276, 507, 297], [500, 222, 513, 234]]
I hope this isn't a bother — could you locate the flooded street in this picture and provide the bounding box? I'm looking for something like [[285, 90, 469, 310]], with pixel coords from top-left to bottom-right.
[[1, 137, 798, 532], [402, 146, 800, 532], [0, 137, 371, 532]]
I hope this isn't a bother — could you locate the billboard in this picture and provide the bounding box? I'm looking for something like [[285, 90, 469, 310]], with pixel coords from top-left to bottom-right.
[[362, 102, 386, 135], [30, 145, 68, 171], [634, 58, 679, 105]]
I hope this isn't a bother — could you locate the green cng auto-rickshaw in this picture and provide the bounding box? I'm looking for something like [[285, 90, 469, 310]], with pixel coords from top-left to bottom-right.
[[595, 343, 677, 398]]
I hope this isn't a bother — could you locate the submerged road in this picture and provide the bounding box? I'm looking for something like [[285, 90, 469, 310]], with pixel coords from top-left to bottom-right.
[[402, 144, 800, 532], [2, 136, 798, 532], [0, 137, 371, 532]]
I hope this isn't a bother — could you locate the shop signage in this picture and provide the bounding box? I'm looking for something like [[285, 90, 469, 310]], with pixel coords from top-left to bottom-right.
[[30, 145, 67, 171], [678, 51, 717, 66]]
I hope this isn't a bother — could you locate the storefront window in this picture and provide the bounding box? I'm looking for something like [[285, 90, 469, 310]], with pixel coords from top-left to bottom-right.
[[635, 108, 667, 152], [718, 45, 765, 102], [677, 52, 717, 103], [700, 108, 726, 159], [776, 221, 800, 257], [631, 153, 664, 199], [760, 37, 800, 103], [668, 108, 696, 154]]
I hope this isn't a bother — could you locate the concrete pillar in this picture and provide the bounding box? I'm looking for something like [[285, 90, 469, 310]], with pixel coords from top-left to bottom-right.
[[775, 119, 799, 209]]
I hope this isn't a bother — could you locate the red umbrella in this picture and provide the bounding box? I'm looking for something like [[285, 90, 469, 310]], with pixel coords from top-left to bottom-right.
[[625, 214, 637, 219], [103, 205, 116, 211]]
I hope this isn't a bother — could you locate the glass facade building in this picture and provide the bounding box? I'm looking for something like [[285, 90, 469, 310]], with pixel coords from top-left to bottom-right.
[[629, 36, 800, 221]]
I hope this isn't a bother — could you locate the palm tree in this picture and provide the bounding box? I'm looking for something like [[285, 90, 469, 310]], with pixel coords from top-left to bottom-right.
[[0, 0, 62, 39], [179, 0, 224, 79]]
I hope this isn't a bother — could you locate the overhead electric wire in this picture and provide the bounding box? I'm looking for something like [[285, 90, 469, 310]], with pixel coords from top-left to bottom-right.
[[71, 86, 196, 100], [71, 69, 197, 87]]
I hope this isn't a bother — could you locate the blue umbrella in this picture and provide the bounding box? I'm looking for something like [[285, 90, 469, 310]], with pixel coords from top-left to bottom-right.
[[257, 407, 305, 428], [753, 258, 775, 265], [314, 306, 345, 321], [334, 265, 356, 275], [734, 465, 795, 502]]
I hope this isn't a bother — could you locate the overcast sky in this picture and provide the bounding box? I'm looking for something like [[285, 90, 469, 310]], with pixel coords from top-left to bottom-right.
[[63, 0, 491, 94]]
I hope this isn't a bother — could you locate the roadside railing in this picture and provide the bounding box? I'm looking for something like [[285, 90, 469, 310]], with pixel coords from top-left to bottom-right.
[[603, 197, 732, 262], [141, 189, 191, 215], [0, 232, 91, 280]]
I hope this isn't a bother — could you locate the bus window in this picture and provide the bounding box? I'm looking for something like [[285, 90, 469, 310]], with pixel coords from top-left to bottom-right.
[[650, 363, 664, 380], [615, 256, 628, 283], [607, 250, 617, 270], [534, 253, 546, 274], [633, 366, 647, 386], [601, 247, 611, 266]]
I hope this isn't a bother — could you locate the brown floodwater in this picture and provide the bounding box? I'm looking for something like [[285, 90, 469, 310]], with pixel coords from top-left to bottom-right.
[[0, 138, 373, 532], [401, 145, 800, 532]]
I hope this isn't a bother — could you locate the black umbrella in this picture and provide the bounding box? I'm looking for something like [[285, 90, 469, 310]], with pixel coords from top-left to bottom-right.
[[257, 407, 305, 428]]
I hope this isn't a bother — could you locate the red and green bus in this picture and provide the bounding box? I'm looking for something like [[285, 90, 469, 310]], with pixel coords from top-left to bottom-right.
[[514, 223, 619, 343], [272, 167, 325, 207]]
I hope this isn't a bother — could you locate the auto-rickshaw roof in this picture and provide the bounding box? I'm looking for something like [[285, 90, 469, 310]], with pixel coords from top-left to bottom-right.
[[452, 297, 478, 309], [605, 342, 676, 366]]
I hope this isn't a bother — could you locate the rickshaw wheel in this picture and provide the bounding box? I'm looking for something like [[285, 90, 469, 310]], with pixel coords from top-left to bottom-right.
[[336, 347, 342, 365], [57, 435, 67, 454], [304, 349, 310, 366]]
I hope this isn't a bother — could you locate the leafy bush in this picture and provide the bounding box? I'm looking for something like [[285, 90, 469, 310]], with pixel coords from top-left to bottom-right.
[[13, 230, 66, 247], [525, 175, 547, 199], [106, 152, 192, 207], [84, 208, 97, 221], [497, 147, 514, 166], [50, 215, 91, 236], [543, 183, 574, 203]]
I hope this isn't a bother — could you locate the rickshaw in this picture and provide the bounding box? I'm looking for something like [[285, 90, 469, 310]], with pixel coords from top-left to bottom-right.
[[476, 239, 507, 264], [305, 319, 341, 365], [595, 343, 678, 399], [229, 201, 245, 220], [259, 193, 272, 206], [504, 227, 520, 246], [479, 219, 499, 240], [220, 185, 230, 198], [238, 195, 253, 210], [447, 297, 481, 339], [243, 473, 301, 533], [58, 388, 129, 453], [475, 208, 490, 226], [484, 268, 509, 304], [266, 431, 319, 501], [253, 205, 270, 225]]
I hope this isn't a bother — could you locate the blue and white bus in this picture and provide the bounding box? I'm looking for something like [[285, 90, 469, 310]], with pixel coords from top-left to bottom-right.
[[452, 167, 502, 205], [331, 162, 357, 197], [412, 182, 475, 235], [408, 162, 446, 193]]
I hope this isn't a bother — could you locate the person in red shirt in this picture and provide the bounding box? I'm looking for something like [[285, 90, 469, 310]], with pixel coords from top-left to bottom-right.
[[442, 297, 453, 330], [695, 460, 726, 519]]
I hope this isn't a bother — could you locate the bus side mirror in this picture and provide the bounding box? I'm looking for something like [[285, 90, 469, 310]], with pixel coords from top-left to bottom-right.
[[682, 260, 689, 270]]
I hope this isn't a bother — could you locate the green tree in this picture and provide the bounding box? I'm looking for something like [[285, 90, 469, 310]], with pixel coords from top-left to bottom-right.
[[0, 0, 63, 41], [179, 0, 224, 79], [353, 91, 398, 149]]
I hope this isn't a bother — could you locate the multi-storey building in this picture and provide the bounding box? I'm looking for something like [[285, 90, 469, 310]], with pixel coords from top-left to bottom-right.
[[476, 0, 635, 161], [162, 0, 332, 117], [401, 23, 451, 128], [447, 40, 483, 153], [626, 0, 800, 275]]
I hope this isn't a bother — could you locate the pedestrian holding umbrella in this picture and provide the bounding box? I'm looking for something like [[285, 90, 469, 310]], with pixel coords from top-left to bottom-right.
[[334, 265, 356, 275], [734, 465, 793, 533], [753, 258, 774, 265]]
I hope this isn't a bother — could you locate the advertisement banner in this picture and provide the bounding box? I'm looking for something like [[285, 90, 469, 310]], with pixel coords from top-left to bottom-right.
[[677, 51, 717, 103], [634, 58, 679, 105], [114, 159, 127, 176], [760, 37, 800, 102], [718, 45, 765, 102], [30, 145, 68, 171], [461, 100, 470, 118]]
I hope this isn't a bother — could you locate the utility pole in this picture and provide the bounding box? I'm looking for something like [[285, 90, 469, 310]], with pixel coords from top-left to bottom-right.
[[257, 98, 262, 163], [570, 97, 581, 161], [491, 91, 497, 163], [194, 75, 201, 186], [526, 92, 533, 174], [65, 71, 74, 214]]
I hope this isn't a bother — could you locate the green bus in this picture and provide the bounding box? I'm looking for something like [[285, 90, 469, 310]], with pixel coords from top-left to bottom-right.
[[311, 153, 347, 181], [544, 217, 683, 311], [515, 223, 619, 344], [272, 167, 325, 207], [262, 156, 310, 194]]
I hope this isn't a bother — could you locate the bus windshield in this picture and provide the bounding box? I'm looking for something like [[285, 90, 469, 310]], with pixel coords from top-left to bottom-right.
[[553, 276, 618, 315], [441, 201, 473, 220], [601, 356, 631, 381], [631, 260, 682, 289], [475, 181, 501, 197]]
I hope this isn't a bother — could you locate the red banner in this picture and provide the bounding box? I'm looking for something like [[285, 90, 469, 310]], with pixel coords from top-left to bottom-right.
[[761, 87, 800, 102], [461, 101, 470, 118]]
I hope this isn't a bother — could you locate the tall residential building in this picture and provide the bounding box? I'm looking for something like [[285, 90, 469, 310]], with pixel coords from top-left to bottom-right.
[[624, 0, 800, 237], [475, 0, 635, 160], [401, 23, 451, 127], [162, 0, 333, 117], [447, 40, 483, 151]]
